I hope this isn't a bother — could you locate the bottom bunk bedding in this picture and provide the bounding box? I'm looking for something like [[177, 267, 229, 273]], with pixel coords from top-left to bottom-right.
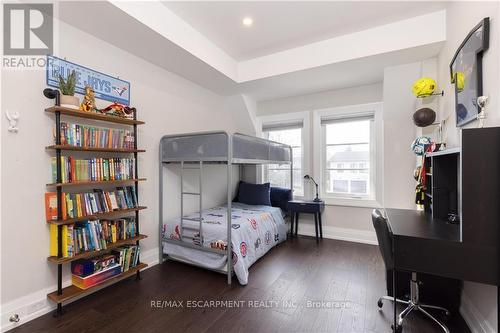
[[162, 202, 287, 285]]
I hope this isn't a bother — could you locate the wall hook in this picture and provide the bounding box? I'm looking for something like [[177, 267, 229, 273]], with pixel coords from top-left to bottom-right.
[[5, 110, 20, 133]]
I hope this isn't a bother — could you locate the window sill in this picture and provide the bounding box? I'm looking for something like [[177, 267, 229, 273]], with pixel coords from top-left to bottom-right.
[[321, 197, 381, 208]]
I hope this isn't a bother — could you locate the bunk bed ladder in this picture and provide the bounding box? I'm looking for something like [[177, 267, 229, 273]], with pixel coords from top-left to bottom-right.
[[180, 161, 203, 243]]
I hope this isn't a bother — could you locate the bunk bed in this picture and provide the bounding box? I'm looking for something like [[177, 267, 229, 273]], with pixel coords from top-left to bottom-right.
[[159, 131, 293, 285]]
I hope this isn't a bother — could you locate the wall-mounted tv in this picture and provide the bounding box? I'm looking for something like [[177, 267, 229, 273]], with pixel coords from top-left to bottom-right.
[[450, 17, 489, 127]]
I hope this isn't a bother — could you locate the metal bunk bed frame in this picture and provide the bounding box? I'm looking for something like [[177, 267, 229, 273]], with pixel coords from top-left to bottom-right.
[[159, 131, 293, 284]]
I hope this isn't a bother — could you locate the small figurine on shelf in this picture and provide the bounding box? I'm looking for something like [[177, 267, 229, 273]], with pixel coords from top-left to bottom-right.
[[80, 86, 97, 112], [99, 101, 136, 119]]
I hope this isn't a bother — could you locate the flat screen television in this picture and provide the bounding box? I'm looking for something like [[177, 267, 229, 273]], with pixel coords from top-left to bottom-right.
[[450, 18, 489, 127]]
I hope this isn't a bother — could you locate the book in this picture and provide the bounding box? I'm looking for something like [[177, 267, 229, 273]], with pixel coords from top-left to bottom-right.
[[51, 157, 136, 184], [112, 244, 140, 272], [50, 224, 69, 257], [45, 187, 138, 222], [55, 122, 135, 150], [71, 218, 137, 255], [45, 192, 58, 220], [49, 224, 58, 256]]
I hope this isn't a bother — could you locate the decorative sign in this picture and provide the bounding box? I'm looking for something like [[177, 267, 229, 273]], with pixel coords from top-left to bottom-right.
[[46, 55, 130, 105]]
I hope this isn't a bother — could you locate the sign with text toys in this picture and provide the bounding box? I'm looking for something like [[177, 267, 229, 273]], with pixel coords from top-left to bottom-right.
[[46, 55, 130, 106]]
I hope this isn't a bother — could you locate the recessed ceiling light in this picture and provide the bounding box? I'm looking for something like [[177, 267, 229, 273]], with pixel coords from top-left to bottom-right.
[[242, 17, 253, 27]]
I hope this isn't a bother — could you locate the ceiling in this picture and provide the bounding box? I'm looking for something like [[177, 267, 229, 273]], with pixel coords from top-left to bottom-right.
[[240, 41, 443, 101], [163, 1, 447, 61], [58, 1, 446, 102]]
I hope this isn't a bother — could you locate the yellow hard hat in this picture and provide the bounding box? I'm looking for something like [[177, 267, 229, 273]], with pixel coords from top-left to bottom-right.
[[412, 77, 437, 97], [455, 72, 465, 92]]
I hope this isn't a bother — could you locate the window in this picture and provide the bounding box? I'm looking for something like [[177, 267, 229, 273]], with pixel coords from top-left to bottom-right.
[[263, 126, 304, 196], [321, 114, 375, 200]]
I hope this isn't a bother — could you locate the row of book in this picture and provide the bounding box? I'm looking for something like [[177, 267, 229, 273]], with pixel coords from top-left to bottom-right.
[[51, 157, 136, 183], [45, 186, 138, 221], [113, 245, 141, 273], [54, 122, 135, 149], [49, 218, 137, 257], [71, 245, 141, 290]]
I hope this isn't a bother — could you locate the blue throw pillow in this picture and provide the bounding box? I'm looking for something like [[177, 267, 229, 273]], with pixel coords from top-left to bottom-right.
[[270, 186, 292, 212], [238, 182, 271, 206]]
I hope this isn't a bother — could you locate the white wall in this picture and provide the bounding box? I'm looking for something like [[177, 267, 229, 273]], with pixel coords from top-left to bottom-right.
[[255, 60, 436, 242], [256, 84, 383, 243], [0, 19, 253, 330], [436, 2, 499, 331], [257, 83, 383, 116], [382, 62, 421, 209]]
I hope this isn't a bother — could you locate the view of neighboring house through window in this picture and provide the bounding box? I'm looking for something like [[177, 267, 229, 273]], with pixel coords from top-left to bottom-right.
[[322, 116, 374, 199], [263, 125, 303, 196]]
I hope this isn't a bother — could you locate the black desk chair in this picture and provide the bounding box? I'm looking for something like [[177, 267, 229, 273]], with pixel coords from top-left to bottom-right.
[[372, 209, 450, 333]]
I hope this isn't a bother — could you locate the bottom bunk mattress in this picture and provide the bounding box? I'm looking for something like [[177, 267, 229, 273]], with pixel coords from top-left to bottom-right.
[[162, 202, 287, 285]]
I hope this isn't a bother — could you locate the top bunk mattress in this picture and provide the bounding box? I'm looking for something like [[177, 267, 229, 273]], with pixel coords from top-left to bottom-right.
[[160, 132, 291, 164]]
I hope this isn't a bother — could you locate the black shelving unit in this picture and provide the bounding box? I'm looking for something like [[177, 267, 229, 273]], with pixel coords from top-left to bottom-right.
[[45, 100, 147, 315], [423, 147, 460, 220]]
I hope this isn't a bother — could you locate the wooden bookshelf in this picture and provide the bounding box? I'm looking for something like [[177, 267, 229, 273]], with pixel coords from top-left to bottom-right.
[[45, 100, 147, 314], [46, 145, 146, 153], [46, 206, 147, 225], [45, 106, 145, 125], [47, 178, 146, 187], [47, 263, 148, 304], [48, 234, 148, 263]]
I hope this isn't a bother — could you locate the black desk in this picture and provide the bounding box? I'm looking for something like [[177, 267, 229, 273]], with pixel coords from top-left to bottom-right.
[[385, 208, 499, 332], [288, 200, 325, 241]]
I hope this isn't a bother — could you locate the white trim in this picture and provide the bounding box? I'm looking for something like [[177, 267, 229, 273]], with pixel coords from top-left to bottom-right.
[[460, 290, 496, 333], [1, 248, 159, 332], [295, 223, 378, 245], [312, 102, 383, 205], [257, 111, 311, 198]]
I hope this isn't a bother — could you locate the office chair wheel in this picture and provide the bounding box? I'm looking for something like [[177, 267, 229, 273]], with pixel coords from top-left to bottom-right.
[[439, 310, 451, 322], [391, 324, 403, 333], [377, 299, 383, 308]]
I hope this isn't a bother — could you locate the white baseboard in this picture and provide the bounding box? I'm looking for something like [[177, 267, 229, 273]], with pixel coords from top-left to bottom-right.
[[1, 248, 159, 332], [295, 222, 378, 245], [460, 290, 496, 333]]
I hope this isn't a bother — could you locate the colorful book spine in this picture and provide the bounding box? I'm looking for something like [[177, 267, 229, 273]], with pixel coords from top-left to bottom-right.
[[55, 122, 135, 149], [51, 157, 136, 183]]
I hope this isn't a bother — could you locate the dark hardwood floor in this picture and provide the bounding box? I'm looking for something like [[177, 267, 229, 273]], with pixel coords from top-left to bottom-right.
[[12, 237, 470, 333]]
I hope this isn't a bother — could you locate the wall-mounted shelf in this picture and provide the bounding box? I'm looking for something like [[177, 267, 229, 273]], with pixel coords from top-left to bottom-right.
[[47, 263, 148, 304], [46, 145, 146, 153], [46, 206, 147, 225], [45, 106, 145, 125], [46, 178, 146, 187], [48, 234, 148, 264], [416, 90, 444, 98]]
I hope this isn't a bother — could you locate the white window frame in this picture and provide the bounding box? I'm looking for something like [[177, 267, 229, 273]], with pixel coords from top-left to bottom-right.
[[257, 111, 311, 199], [313, 103, 383, 208]]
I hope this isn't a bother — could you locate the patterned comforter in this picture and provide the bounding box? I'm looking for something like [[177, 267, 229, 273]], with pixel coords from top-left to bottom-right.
[[162, 202, 287, 285]]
